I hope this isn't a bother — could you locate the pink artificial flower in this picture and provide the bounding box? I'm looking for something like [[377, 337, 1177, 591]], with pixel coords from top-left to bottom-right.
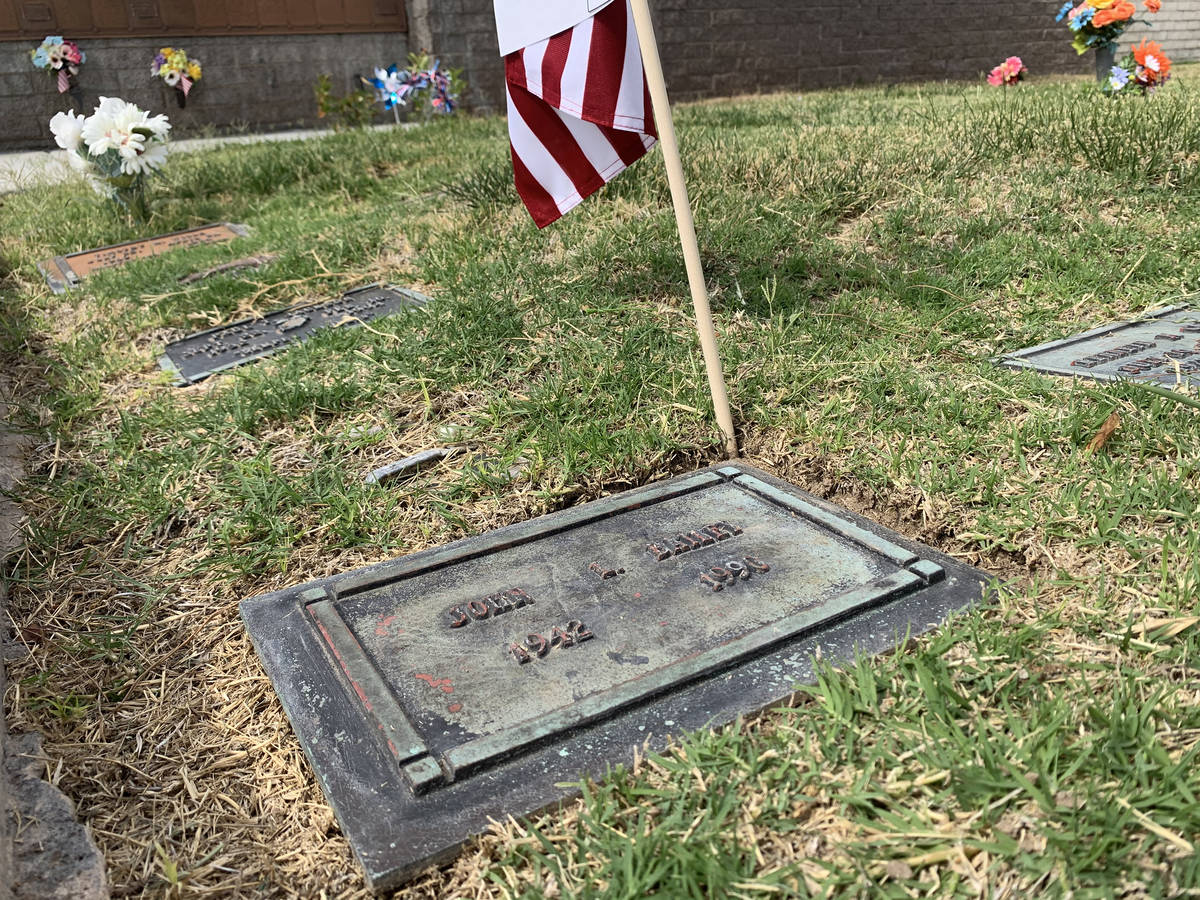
[[988, 56, 1027, 86]]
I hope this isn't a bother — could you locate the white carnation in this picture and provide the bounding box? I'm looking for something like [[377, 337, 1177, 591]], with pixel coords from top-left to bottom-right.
[[121, 140, 168, 175], [49, 110, 85, 152], [144, 113, 171, 138], [79, 97, 169, 174]]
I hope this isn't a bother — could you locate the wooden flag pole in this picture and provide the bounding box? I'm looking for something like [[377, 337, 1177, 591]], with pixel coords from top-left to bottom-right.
[[628, 0, 739, 459]]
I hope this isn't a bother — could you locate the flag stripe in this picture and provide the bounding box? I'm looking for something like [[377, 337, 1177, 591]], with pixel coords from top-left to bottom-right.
[[508, 80, 603, 198], [582, 0, 626, 128], [502, 0, 656, 228], [510, 144, 561, 226], [539, 32, 571, 108]]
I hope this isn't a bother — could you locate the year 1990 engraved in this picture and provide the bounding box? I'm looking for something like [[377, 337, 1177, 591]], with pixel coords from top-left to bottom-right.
[[699, 556, 770, 591], [508, 620, 594, 664]]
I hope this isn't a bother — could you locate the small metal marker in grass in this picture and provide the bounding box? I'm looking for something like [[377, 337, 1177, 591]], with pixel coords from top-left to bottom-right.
[[158, 284, 430, 384], [998, 305, 1200, 388], [241, 464, 991, 892], [37, 222, 249, 293]]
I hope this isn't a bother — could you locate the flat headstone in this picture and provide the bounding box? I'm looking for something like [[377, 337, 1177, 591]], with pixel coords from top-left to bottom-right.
[[241, 463, 990, 892], [998, 305, 1200, 387], [37, 223, 249, 293], [158, 284, 430, 384]]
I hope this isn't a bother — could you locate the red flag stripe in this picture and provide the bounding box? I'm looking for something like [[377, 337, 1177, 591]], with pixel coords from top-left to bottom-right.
[[582, 0, 626, 130], [510, 145, 561, 228], [539, 32, 573, 110], [602, 123, 652, 167]]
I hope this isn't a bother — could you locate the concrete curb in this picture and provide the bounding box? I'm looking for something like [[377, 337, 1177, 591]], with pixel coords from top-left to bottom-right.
[[0, 377, 109, 899]]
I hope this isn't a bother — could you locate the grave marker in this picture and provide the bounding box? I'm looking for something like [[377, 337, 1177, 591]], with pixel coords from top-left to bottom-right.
[[158, 284, 430, 384], [37, 223, 249, 293], [241, 464, 990, 892], [998, 305, 1200, 387]]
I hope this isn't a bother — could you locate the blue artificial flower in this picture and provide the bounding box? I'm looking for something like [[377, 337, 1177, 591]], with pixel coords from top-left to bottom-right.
[[31, 47, 49, 67], [45, 35, 63, 45], [1109, 65, 1131, 90], [1056, 1, 1074, 22]]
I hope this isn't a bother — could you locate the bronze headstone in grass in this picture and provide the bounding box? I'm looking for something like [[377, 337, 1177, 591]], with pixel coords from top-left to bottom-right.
[[158, 284, 431, 384], [241, 464, 991, 892], [37, 223, 250, 293], [998, 305, 1200, 388]]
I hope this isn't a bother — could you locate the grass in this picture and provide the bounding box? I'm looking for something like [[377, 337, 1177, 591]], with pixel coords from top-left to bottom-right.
[[2, 68, 1200, 897]]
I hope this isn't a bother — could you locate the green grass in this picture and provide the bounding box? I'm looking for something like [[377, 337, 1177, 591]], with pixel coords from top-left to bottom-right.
[[2, 70, 1200, 897]]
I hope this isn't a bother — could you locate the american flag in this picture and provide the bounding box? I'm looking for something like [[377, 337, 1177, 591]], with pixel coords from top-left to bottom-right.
[[503, 0, 657, 228]]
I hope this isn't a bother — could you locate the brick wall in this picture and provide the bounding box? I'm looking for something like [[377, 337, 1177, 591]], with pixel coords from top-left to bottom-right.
[[0, 32, 410, 150], [452, 0, 1200, 113], [2, 2, 1199, 152], [1124, 0, 1200, 57]]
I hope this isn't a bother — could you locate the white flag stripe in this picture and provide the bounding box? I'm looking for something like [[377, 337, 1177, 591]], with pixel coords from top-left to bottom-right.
[[554, 103, 630, 179], [521, 40, 546, 86], [558, 15, 594, 114], [506, 87, 582, 217], [613, 16, 645, 130]]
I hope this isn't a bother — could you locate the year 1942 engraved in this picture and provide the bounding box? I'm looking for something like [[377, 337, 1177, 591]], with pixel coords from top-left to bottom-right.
[[699, 556, 770, 591], [508, 620, 594, 664]]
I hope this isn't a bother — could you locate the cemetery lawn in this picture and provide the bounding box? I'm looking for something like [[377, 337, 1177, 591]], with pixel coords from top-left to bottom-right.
[[3, 68, 1200, 898]]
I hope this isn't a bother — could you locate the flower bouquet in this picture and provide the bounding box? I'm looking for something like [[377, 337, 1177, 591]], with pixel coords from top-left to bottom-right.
[[50, 97, 170, 222], [151, 47, 202, 107], [1055, 0, 1161, 55], [987, 56, 1028, 86], [1103, 39, 1172, 94], [31, 35, 85, 96]]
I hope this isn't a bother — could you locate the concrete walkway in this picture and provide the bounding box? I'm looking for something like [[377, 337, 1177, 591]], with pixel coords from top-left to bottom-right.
[[0, 124, 400, 194]]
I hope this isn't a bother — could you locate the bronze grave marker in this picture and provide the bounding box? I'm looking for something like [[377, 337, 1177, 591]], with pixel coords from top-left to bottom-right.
[[241, 464, 990, 892], [998, 305, 1200, 387], [158, 284, 430, 384], [37, 223, 249, 293]]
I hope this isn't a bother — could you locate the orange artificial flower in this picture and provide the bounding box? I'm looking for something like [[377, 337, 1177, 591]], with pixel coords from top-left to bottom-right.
[[1093, 0, 1135, 25], [1133, 39, 1172, 81], [1144, 0, 1161, 11]]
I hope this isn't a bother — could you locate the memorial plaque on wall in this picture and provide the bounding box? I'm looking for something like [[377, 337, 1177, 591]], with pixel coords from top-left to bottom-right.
[[998, 305, 1200, 387], [242, 464, 991, 892], [158, 284, 430, 384], [37, 223, 249, 293]]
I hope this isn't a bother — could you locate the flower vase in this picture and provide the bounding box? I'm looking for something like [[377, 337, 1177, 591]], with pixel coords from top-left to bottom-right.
[[1095, 43, 1118, 82], [175, 86, 187, 108]]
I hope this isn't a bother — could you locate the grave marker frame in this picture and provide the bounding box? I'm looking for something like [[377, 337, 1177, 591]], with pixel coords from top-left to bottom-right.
[[37, 223, 250, 293], [242, 463, 990, 892], [158, 284, 430, 384]]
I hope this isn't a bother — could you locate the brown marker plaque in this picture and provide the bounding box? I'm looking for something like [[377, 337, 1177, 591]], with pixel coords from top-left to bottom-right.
[[242, 464, 991, 892], [38, 223, 249, 292]]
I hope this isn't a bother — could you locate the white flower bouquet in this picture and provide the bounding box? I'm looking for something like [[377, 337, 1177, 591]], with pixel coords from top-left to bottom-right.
[[50, 97, 170, 221]]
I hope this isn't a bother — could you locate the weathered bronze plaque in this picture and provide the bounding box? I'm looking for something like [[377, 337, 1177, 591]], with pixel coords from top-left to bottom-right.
[[158, 284, 430, 384], [37, 223, 249, 293], [242, 464, 989, 892], [999, 305, 1200, 387]]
